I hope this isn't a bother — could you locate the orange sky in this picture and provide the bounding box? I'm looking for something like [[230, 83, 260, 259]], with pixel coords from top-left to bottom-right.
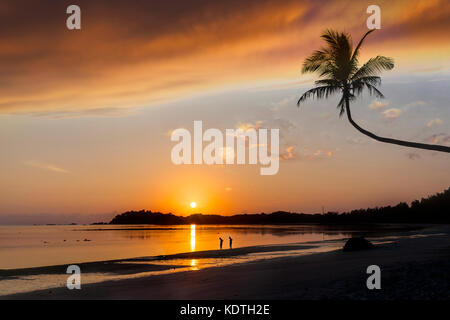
[[1, 0, 449, 115], [0, 0, 449, 223]]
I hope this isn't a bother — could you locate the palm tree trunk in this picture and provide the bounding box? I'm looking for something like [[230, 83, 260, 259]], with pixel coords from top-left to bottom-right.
[[344, 99, 450, 153]]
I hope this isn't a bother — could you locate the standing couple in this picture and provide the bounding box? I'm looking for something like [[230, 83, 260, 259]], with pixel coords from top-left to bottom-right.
[[219, 236, 232, 249]]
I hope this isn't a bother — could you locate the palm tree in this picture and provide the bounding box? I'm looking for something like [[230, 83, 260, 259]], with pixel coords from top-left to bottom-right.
[[298, 29, 450, 153]]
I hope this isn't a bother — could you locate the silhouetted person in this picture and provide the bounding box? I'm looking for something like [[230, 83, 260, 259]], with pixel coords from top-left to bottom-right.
[[229, 236, 233, 249], [219, 237, 223, 249]]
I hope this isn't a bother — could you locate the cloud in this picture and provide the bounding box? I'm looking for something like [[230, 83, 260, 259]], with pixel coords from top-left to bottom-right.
[[271, 95, 297, 111], [426, 118, 442, 127], [1, 0, 450, 115], [369, 100, 389, 110], [311, 149, 334, 159], [279, 145, 334, 161], [371, 100, 429, 121], [411, 66, 444, 74], [294, 148, 335, 161], [237, 121, 264, 131], [252, 79, 313, 92], [0, 0, 311, 115], [382, 108, 402, 120], [225, 187, 233, 192], [228, 121, 265, 144], [424, 133, 450, 145], [370, 100, 427, 120], [234, 118, 299, 163], [280, 145, 296, 160], [403, 101, 427, 111], [24, 160, 69, 174], [31, 107, 139, 119]]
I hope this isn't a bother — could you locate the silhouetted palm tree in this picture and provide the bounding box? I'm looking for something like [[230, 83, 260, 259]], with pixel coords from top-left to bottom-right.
[[298, 29, 450, 153]]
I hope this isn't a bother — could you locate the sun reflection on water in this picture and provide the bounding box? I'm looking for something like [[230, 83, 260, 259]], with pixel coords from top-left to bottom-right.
[[190, 259, 199, 270], [190, 224, 196, 251]]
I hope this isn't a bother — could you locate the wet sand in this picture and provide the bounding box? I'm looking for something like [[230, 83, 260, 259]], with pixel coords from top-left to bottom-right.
[[2, 225, 449, 300], [0, 243, 314, 279]]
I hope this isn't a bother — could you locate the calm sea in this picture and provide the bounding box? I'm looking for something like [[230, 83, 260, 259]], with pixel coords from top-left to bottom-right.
[[0, 224, 352, 269]]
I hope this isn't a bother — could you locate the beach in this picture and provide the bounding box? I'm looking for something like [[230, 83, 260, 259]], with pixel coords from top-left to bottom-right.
[[2, 0, 450, 308], [1, 225, 449, 300]]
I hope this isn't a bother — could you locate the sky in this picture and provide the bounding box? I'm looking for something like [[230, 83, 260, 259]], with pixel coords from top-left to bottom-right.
[[1, 0, 450, 224]]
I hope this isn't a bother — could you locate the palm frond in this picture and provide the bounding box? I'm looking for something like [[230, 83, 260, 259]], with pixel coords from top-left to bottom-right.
[[315, 78, 342, 87], [337, 95, 346, 117], [351, 76, 381, 87], [321, 29, 340, 48], [364, 83, 385, 98], [352, 79, 385, 98], [297, 85, 340, 106], [337, 92, 357, 117], [302, 49, 332, 74], [303, 30, 355, 81], [321, 30, 354, 80], [298, 28, 393, 117], [351, 56, 394, 80], [317, 62, 338, 78], [321, 29, 352, 53]]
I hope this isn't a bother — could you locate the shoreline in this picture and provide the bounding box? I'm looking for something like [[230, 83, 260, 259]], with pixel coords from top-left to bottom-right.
[[0, 224, 426, 272], [1, 225, 449, 300], [0, 243, 318, 278], [0, 222, 431, 276]]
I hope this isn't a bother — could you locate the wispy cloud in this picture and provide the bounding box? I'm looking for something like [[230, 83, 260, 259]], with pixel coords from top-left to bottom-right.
[[424, 133, 450, 145], [382, 108, 403, 120], [2, 0, 449, 115], [411, 66, 444, 74], [403, 101, 427, 111], [237, 121, 264, 131], [251, 79, 314, 92], [369, 100, 389, 110], [426, 118, 442, 127], [271, 95, 297, 111], [29, 107, 140, 119], [371, 100, 428, 121], [293, 148, 335, 161], [280, 145, 296, 160], [24, 161, 69, 174]]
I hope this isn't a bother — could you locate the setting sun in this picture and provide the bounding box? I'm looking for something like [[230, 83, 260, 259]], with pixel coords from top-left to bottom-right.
[[190, 202, 197, 209]]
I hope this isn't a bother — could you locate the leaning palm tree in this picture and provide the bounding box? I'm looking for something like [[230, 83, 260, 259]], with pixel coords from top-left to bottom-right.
[[298, 29, 450, 153]]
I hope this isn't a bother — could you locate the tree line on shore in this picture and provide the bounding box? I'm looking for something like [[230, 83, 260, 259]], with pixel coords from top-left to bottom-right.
[[108, 187, 450, 225]]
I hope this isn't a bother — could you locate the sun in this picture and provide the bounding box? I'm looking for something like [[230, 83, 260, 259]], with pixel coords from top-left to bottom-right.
[[190, 202, 197, 209]]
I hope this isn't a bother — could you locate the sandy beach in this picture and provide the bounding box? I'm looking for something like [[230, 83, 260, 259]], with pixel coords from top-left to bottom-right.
[[1, 225, 449, 300]]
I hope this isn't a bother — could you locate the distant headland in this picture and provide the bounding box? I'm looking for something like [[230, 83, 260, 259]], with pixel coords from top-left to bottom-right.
[[107, 187, 450, 225]]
